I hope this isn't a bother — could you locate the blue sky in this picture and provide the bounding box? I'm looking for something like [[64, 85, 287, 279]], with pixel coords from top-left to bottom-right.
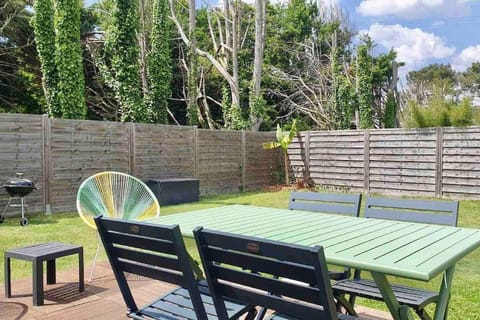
[[336, 0, 480, 74]]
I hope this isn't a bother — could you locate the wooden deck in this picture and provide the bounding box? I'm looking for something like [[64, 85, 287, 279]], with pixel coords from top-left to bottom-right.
[[0, 261, 391, 320]]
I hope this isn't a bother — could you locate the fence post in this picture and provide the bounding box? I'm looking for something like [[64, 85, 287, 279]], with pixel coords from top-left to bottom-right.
[[128, 122, 136, 176], [305, 131, 310, 179], [364, 129, 370, 194], [41, 114, 52, 214], [435, 127, 443, 197], [193, 126, 198, 179], [241, 130, 246, 192]]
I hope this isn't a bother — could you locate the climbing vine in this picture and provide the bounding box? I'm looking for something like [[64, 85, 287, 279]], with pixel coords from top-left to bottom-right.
[[357, 41, 374, 129], [222, 84, 245, 129], [146, 0, 172, 124], [104, 0, 146, 122], [384, 91, 397, 128], [32, 0, 59, 116], [54, 0, 87, 119]]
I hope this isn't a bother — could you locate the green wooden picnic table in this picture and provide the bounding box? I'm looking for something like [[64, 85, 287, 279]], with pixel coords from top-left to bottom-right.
[[147, 205, 480, 320]]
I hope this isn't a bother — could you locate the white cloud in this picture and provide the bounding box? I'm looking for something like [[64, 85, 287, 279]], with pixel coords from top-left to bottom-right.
[[362, 24, 456, 70], [432, 20, 445, 27], [357, 0, 472, 19], [452, 45, 480, 71]]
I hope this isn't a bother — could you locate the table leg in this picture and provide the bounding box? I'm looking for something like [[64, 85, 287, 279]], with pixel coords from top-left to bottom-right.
[[33, 259, 44, 306], [433, 266, 455, 320], [5, 255, 11, 297], [371, 272, 415, 320], [46, 259, 56, 284], [78, 249, 84, 292]]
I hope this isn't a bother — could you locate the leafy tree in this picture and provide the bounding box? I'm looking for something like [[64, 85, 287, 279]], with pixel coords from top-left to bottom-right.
[[406, 64, 457, 104], [32, 0, 86, 118], [0, 0, 44, 113], [103, 0, 146, 122], [461, 62, 480, 95], [54, 0, 87, 119], [264, 1, 357, 130], [330, 43, 356, 130], [32, 0, 59, 115], [146, 0, 172, 123], [356, 39, 374, 128], [408, 63, 456, 87]]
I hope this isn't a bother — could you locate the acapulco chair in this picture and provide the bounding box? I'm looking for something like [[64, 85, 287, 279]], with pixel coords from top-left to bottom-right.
[[76, 171, 160, 281]]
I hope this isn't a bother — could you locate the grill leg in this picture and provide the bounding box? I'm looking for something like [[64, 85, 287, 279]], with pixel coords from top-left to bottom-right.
[[20, 197, 26, 219], [1, 198, 12, 220]]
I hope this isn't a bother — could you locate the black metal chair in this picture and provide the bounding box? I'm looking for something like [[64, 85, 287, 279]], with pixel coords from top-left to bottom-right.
[[332, 196, 459, 320], [289, 191, 362, 281], [194, 226, 359, 320], [94, 216, 256, 320]]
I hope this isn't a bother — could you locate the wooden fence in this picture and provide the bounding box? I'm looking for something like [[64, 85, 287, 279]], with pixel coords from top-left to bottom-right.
[[0, 114, 281, 215], [289, 127, 480, 199]]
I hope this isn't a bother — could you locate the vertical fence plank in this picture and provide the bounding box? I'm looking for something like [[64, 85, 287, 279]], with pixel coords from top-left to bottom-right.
[[305, 131, 310, 178], [42, 114, 51, 214], [194, 126, 198, 179], [364, 130, 370, 194], [435, 127, 443, 197], [241, 130, 246, 191], [129, 122, 136, 176]]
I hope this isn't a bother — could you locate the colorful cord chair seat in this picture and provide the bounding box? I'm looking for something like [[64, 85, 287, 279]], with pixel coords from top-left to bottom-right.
[[76, 171, 160, 281]]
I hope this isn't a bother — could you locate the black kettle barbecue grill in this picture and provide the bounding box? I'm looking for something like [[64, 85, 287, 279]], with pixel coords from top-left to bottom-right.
[[1, 173, 37, 226]]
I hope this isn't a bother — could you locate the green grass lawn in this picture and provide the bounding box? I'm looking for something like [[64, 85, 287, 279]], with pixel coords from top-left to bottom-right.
[[0, 189, 479, 319]]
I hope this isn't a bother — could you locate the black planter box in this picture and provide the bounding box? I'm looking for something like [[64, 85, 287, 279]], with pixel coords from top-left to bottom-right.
[[145, 178, 199, 205]]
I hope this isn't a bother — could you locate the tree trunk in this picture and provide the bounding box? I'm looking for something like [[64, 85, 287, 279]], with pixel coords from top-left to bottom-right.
[[231, 0, 240, 107], [138, 0, 148, 94], [187, 0, 198, 125], [250, 0, 265, 131], [283, 149, 289, 185]]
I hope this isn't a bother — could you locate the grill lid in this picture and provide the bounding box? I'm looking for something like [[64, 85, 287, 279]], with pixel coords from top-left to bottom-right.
[[2, 173, 37, 197]]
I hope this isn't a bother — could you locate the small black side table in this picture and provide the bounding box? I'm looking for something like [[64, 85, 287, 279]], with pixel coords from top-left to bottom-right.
[[4, 242, 84, 306]]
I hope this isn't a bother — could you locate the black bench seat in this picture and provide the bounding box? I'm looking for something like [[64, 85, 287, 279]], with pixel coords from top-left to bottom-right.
[[333, 278, 439, 310]]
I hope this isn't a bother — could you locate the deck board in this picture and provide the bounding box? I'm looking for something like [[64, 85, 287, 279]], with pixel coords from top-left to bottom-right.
[[0, 261, 391, 320]]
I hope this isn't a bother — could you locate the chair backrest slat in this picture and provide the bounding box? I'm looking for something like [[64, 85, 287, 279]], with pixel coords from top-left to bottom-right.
[[211, 264, 320, 303], [119, 260, 185, 284], [194, 227, 339, 320], [114, 247, 180, 270], [217, 283, 325, 319], [365, 197, 459, 226], [289, 191, 361, 217], [207, 247, 316, 285], [95, 216, 207, 319], [106, 232, 177, 255]]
